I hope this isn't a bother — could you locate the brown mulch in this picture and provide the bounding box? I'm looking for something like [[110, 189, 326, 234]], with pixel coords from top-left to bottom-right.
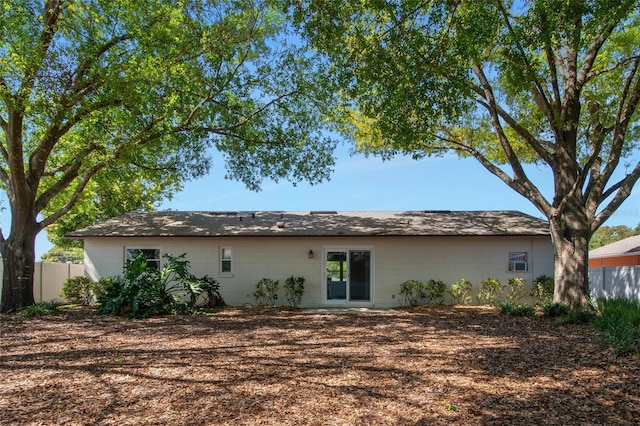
[[0, 306, 638, 426]]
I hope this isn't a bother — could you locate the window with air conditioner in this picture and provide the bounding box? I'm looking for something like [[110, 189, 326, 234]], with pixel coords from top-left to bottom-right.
[[508, 252, 528, 272]]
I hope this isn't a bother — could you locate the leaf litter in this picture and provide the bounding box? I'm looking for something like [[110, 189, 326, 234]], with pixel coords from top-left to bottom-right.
[[0, 305, 638, 425]]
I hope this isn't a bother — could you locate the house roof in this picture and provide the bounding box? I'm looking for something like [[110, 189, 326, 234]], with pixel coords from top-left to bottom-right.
[[589, 235, 640, 259], [66, 210, 550, 239]]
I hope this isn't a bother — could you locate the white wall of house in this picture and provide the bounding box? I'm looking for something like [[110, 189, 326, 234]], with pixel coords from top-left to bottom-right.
[[83, 235, 553, 308]]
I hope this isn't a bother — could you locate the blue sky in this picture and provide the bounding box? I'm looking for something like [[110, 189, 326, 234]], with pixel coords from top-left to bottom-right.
[[2, 143, 639, 260]]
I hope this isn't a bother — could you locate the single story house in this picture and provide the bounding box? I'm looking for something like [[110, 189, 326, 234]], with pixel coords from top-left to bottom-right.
[[589, 235, 640, 268], [67, 210, 554, 308]]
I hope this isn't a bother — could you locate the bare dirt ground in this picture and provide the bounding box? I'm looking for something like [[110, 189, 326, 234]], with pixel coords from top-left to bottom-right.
[[1, 306, 639, 426]]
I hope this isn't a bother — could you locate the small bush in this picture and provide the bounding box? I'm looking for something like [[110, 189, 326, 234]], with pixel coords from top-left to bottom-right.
[[95, 276, 129, 315], [199, 276, 225, 308], [497, 301, 536, 317], [530, 275, 554, 306], [477, 278, 503, 305], [448, 279, 473, 305], [61, 276, 94, 305], [505, 277, 526, 303], [284, 276, 305, 308], [399, 280, 425, 307], [424, 279, 446, 304], [254, 278, 279, 306], [92, 276, 118, 302]]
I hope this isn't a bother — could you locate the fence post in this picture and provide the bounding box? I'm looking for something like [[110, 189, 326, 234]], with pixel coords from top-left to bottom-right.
[[39, 262, 44, 302]]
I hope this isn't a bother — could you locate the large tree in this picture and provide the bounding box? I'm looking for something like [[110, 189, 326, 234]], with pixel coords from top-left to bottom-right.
[[291, 0, 640, 307], [0, 0, 337, 312]]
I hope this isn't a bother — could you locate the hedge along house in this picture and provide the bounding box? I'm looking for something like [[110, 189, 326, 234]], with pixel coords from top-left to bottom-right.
[[67, 210, 554, 308]]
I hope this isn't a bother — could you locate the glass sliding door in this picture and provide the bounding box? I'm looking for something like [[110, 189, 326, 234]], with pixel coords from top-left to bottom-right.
[[325, 249, 372, 303], [349, 250, 371, 301], [326, 251, 347, 300]]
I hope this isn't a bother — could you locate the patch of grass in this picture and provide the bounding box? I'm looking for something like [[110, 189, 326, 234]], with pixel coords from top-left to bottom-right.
[[594, 298, 640, 358], [0, 314, 20, 323], [543, 302, 598, 330], [556, 308, 597, 325], [542, 302, 571, 318], [18, 301, 61, 317]]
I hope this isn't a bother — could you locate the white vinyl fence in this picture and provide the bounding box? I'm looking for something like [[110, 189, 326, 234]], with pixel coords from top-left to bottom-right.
[[589, 266, 640, 304], [0, 262, 85, 303]]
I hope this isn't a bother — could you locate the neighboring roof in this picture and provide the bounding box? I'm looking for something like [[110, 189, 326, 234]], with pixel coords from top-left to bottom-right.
[[66, 210, 550, 239], [589, 235, 640, 259]]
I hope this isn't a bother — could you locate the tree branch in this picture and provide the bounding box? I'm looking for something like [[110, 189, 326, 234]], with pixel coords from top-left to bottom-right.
[[593, 160, 640, 231], [16, 0, 64, 104], [35, 114, 168, 216], [495, 1, 555, 118], [469, 83, 553, 163], [587, 55, 640, 210], [39, 163, 105, 229], [472, 64, 529, 178], [26, 31, 132, 188], [27, 97, 118, 189], [576, 15, 625, 90]]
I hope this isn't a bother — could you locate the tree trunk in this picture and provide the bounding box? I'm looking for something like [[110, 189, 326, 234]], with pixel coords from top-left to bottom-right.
[[549, 213, 591, 309], [0, 227, 38, 313]]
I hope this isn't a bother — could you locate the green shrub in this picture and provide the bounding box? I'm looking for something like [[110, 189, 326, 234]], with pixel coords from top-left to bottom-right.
[[95, 276, 129, 316], [92, 277, 119, 303], [424, 279, 446, 304], [448, 279, 473, 305], [505, 277, 526, 303], [399, 280, 424, 306], [530, 275, 554, 306], [199, 276, 225, 308], [254, 278, 279, 306], [284, 276, 305, 308], [61, 276, 94, 305], [497, 301, 536, 317], [595, 298, 640, 357], [477, 278, 503, 305]]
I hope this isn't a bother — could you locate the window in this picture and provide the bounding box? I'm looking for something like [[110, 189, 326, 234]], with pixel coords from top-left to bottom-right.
[[125, 248, 161, 270], [508, 252, 528, 272], [220, 247, 232, 274]]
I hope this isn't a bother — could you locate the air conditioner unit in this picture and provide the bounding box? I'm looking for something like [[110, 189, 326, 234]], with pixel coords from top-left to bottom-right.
[[509, 261, 528, 272]]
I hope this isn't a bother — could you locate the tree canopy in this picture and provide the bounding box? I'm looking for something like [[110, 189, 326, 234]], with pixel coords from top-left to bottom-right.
[[589, 223, 640, 249], [0, 0, 338, 311], [291, 0, 640, 307], [40, 246, 83, 264]]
